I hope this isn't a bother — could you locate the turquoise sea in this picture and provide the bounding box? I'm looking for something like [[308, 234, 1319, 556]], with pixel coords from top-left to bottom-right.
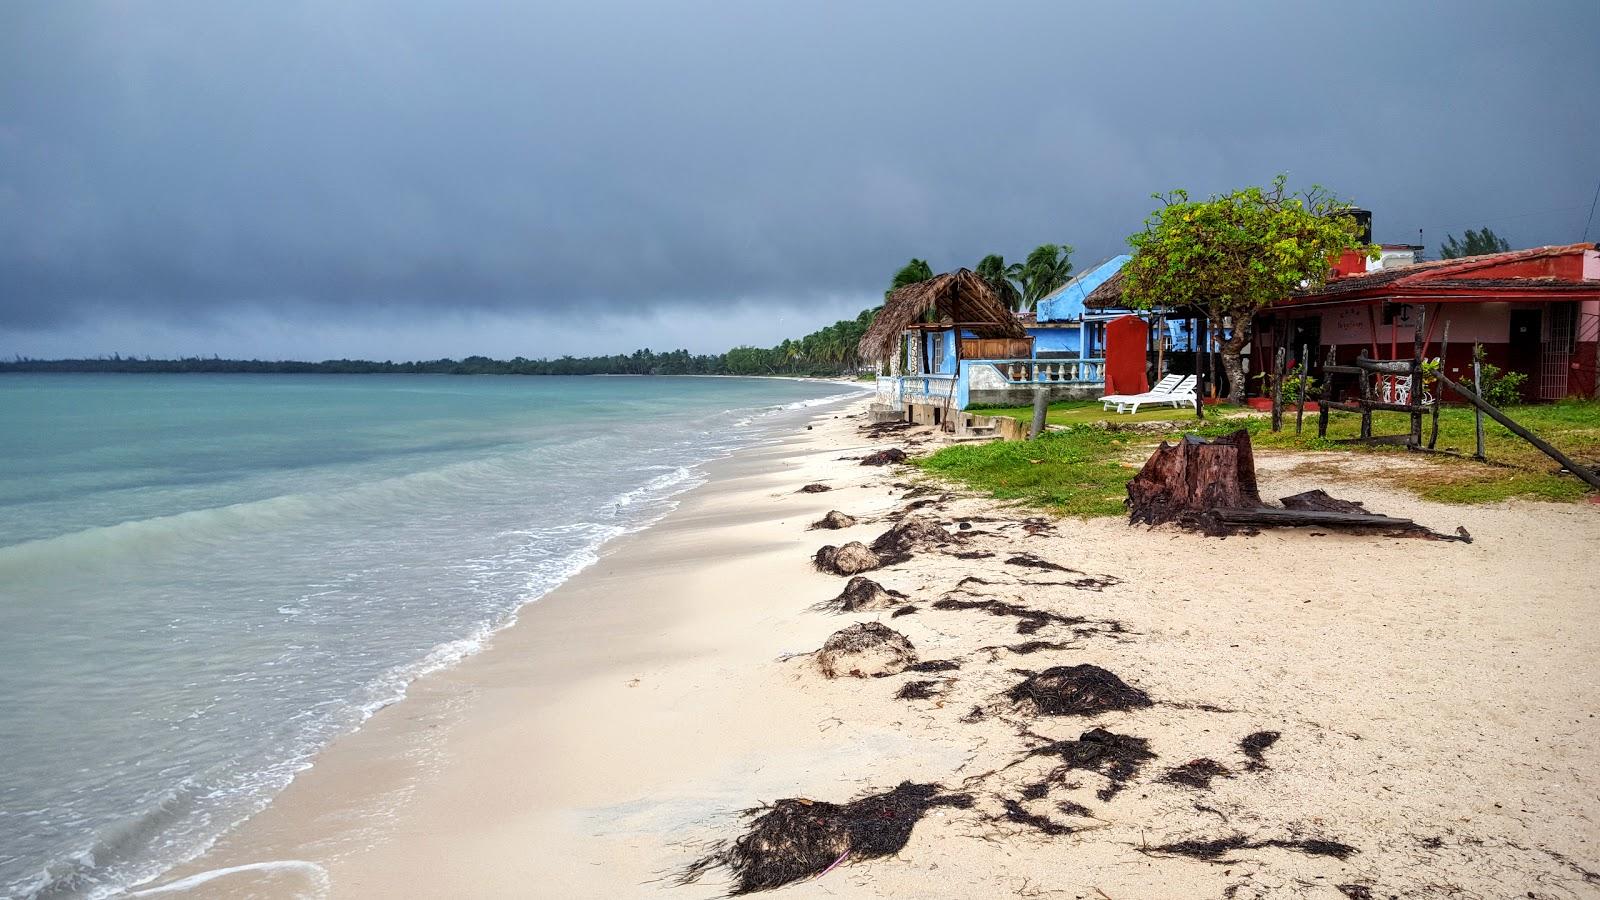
[[0, 374, 860, 898]]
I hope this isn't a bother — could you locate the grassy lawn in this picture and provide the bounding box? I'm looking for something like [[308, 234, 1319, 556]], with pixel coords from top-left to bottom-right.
[[919, 399, 1600, 515], [968, 400, 1206, 427]]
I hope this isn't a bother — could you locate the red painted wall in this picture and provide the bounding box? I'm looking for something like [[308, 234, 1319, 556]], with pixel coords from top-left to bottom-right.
[[1104, 315, 1150, 396]]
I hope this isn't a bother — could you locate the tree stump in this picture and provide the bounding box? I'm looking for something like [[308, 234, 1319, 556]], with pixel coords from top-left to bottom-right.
[[1126, 429, 1261, 535]]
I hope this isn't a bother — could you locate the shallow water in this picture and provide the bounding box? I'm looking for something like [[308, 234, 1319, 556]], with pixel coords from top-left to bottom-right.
[[0, 373, 859, 898]]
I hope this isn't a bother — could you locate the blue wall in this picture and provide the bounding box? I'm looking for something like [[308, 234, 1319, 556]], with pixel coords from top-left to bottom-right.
[[1029, 327, 1080, 355], [1036, 255, 1131, 323]]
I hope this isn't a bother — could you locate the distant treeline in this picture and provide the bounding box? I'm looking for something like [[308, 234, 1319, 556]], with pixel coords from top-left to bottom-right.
[[1, 308, 881, 378]]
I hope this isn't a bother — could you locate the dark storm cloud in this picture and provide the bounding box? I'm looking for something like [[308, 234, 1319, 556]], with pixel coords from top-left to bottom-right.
[[3, 0, 1598, 334]]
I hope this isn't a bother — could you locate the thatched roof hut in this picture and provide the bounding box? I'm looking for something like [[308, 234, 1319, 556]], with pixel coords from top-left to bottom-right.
[[1082, 269, 1126, 310], [858, 269, 1026, 363]]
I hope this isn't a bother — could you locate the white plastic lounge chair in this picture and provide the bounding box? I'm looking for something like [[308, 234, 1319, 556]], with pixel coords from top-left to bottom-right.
[[1100, 374, 1196, 414]]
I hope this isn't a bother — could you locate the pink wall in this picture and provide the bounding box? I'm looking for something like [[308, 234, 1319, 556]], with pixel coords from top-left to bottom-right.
[[1317, 302, 1510, 347]]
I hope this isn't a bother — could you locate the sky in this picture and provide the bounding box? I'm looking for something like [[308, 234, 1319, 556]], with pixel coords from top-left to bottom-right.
[[3, 1, 1599, 361]]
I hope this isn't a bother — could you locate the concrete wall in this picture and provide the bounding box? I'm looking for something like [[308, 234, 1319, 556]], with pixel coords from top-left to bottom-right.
[[968, 384, 1100, 405]]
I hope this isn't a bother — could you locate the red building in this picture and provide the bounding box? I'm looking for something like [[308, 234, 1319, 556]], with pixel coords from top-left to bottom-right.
[[1257, 243, 1600, 402]]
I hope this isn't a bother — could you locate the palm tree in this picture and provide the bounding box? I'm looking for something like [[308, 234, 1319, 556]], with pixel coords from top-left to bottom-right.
[[886, 259, 934, 299], [1015, 244, 1074, 311], [975, 254, 1024, 311]]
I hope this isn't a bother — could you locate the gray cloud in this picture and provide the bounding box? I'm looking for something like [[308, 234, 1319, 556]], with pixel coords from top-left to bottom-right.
[[3, 0, 1598, 355]]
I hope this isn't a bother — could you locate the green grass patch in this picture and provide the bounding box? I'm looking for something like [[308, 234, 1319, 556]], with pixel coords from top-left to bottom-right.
[[923, 398, 1600, 512], [914, 425, 1139, 518]]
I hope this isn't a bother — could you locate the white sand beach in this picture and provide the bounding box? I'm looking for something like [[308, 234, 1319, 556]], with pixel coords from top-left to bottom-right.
[[152, 399, 1600, 899]]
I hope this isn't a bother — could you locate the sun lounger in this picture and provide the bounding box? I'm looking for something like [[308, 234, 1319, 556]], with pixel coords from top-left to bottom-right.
[[1100, 374, 1196, 414]]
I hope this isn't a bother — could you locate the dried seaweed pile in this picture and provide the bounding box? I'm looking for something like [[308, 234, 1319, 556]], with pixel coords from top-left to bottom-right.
[[1161, 758, 1232, 789], [797, 483, 831, 494], [809, 510, 857, 530], [813, 542, 881, 576], [814, 576, 905, 613], [860, 448, 908, 466], [1007, 665, 1153, 716], [679, 782, 972, 895], [1020, 727, 1155, 802], [929, 596, 1086, 636], [869, 516, 957, 560], [815, 622, 916, 678], [1239, 730, 1280, 770], [1002, 554, 1122, 590], [1149, 833, 1357, 862]]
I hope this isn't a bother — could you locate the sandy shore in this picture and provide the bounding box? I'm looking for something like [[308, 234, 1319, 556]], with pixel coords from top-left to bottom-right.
[[150, 400, 1600, 899]]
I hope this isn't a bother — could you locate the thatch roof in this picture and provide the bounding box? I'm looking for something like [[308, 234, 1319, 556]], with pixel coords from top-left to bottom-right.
[[1082, 269, 1126, 309], [858, 269, 1026, 362]]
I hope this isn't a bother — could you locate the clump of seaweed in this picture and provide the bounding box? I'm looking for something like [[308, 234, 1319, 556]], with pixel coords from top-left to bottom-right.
[[815, 622, 916, 679], [1000, 640, 1076, 655], [1005, 553, 1078, 572], [797, 483, 832, 493], [1161, 759, 1233, 790], [869, 516, 956, 559], [889, 605, 917, 619], [814, 576, 905, 613], [1020, 727, 1155, 801], [1239, 731, 1280, 770], [1148, 834, 1357, 862], [678, 782, 973, 895], [809, 510, 858, 530], [996, 798, 1074, 836], [895, 680, 940, 701], [813, 542, 882, 576], [905, 659, 959, 673], [1007, 665, 1153, 717], [929, 597, 1085, 636], [860, 448, 908, 466]]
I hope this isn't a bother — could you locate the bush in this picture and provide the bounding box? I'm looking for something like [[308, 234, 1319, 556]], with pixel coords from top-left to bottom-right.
[[1477, 363, 1527, 407]]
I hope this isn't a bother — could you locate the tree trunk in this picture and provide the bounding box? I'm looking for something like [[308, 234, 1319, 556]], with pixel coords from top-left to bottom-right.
[[1218, 317, 1252, 405]]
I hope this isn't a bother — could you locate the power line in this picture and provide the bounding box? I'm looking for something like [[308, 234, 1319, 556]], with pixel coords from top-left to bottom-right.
[[1583, 178, 1600, 243]]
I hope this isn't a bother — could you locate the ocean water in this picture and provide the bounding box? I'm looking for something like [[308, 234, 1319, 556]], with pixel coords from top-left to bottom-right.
[[0, 373, 861, 898]]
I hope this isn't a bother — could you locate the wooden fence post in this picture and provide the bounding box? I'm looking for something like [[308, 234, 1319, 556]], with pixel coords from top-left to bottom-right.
[[1029, 387, 1048, 440], [1357, 350, 1373, 440], [1271, 346, 1286, 432], [1317, 346, 1335, 438], [1437, 370, 1600, 492], [1472, 344, 1486, 460], [1429, 321, 1449, 450], [1295, 343, 1308, 435], [1409, 305, 1425, 448]]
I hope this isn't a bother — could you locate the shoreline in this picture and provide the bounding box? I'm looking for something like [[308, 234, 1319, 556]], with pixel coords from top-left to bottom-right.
[[145, 401, 1600, 898]]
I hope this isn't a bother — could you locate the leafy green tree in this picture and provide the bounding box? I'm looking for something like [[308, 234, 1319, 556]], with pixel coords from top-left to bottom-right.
[[886, 258, 934, 298], [1015, 243, 1074, 310], [1439, 227, 1511, 259], [1121, 175, 1374, 405], [975, 253, 1024, 310]]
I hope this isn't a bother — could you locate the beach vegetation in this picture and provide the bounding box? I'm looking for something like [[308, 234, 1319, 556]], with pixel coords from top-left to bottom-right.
[[921, 399, 1600, 512], [1438, 227, 1510, 259], [1121, 175, 1375, 404]]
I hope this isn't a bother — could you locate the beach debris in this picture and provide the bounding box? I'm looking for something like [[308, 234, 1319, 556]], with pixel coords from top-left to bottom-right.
[[678, 782, 972, 895], [895, 680, 941, 700], [1007, 665, 1153, 716], [1239, 730, 1281, 770], [798, 483, 832, 494], [816, 576, 905, 613], [905, 659, 959, 673], [1337, 885, 1375, 899], [809, 510, 858, 530], [996, 798, 1075, 836], [1161, 758, 1233, 790], [1146, 833, 1357, 862], [1003, 554, 1121, 591], [889, 605, 917, 618], [860, 447, 908, 466], [1020, 727, 1155, 801], [813, 542, 882, 576], [1126, 430, 1469, 541], [952, 549, 993, 559], [930, 596, 1085, 636], [869, 516, 956, 560], [998, 640, 1076, 655], [1004, 553, 1076, 572], [815, 622, 917, 678]]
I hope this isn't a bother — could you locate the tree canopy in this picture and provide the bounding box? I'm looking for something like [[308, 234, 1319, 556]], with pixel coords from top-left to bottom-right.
[[886, 258, 934, 299], [1121, 175, 1373, 404], [1439, 227, 1510, 259], [974, 253, 1023, 310], [1015, 243, 1074, 311]]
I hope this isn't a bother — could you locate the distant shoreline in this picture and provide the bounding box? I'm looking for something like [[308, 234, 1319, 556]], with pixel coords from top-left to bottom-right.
[[0, 359, 868, 379]]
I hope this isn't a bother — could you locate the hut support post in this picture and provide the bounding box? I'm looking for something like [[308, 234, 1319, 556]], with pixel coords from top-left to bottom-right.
[[1029, 387, 1048, 440], [1194, 316, 1206, 420]]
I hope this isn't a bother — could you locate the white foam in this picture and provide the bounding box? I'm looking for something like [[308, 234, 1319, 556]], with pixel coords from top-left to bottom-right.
[[125, 859, 329, 896]]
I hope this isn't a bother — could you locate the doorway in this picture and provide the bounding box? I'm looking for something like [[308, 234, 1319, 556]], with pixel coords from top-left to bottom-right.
[[1507, 308, 1542, 402]]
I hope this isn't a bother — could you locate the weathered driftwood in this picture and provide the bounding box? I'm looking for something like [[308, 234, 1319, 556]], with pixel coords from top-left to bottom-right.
[[1126, 429, 1260, 535]]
